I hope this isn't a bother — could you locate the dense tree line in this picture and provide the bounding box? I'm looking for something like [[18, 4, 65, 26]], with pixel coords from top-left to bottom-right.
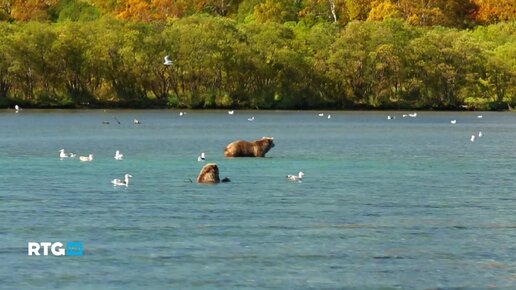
[[0, 0, 514, 110], [1, 0, 514, 26]]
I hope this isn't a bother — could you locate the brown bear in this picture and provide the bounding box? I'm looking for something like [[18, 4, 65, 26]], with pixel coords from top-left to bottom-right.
[[197, 163, 220, 183], [196, 163, 231, 183], [224, 137, 275, 157]]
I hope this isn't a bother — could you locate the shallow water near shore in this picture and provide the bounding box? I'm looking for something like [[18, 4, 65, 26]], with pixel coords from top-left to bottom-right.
[[1, 109, 515, 289]]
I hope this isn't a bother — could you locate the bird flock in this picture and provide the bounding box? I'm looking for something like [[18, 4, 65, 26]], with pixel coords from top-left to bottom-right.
[[54, 109, 307, 187], [7, 53, 489, 188], [14, 100, 487, 187], [59, 148, 128, 186], [386, 112, 485, 142]]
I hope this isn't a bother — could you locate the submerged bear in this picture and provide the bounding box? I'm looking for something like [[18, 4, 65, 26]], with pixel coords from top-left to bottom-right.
[[197, 163, 231, 184], [224, 137, 275, 157]]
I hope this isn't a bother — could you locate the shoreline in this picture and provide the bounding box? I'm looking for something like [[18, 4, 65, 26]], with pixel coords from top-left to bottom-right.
[[1, 107, 512, 112]]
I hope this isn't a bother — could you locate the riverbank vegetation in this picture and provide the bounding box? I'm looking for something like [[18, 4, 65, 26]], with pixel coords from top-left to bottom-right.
[[0, 1, 514, 110]]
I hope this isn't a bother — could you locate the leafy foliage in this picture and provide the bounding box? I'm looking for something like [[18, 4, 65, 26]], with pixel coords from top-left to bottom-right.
[[0, 1, 514, 109]]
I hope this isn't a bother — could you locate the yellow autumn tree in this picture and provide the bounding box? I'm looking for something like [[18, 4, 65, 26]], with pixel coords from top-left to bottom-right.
[[473, 0, 516, 24], [151, 0, 188, 19], [115, 0, 153, 22], [11, 0, 58, 22], [367, 0, 401, 21]]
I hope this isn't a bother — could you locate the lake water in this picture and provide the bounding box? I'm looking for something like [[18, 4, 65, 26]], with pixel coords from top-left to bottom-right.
[[1, 110, 515, 289]]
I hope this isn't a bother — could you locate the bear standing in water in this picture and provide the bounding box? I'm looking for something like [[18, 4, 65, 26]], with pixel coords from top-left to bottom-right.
[[224, 137, 275, 157]]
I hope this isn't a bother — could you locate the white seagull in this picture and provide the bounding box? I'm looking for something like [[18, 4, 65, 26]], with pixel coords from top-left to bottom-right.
[[248, 116, 254, 121], [79, 154, 93, 162], [287, 172, 304, 182], [114, 150, 123, 160], [470, 135, 475, 142], [163, 55, 173, 65], [228, 110, 234, 115], [327, 114, 331, 119], [112, 174, 132, 187], [318, 113, 324, 117], [14, 105, 21, 113], [133, 119, 141, 124], [179, 112, 185, 116], [59, 149, 76, 159], [450, 120, 457, 124], [387, 115, 395, 120], [197, 152, 206, 162], [477, 115, 483, 119], [59, 149, 68, 159], [408, 113, 417, 118], [478, 131, 483, 138]]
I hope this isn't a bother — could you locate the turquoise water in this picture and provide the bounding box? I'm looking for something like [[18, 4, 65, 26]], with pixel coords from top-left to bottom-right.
[[1, 110, 515, 289]]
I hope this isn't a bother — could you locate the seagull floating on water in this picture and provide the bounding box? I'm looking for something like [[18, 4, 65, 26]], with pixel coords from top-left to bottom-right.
[[114, 150, 123, 160], [59, 149, 67, 159], [287, 172, 304, 182], [14, 105, 21, 113], [59, 149, 76, 159], [197, 152, 206, 162], [112, 174, 132, 187], [248, 116, 254, 121], [327, 114, 331, 119], [387, 115, 395, 120], [450, 120, 457, 124], [318, 113, 324, 117], [79, 154, 93, 162], [477, 115, 483, 119], [133, 119, 141, 124], [228, 110, 234, 115], [163, 55, 173, 66], [408, 113, 417, 118], [470, 135, 475, 142], [179, 112, 185, 116], [478, 131, 483, 138]]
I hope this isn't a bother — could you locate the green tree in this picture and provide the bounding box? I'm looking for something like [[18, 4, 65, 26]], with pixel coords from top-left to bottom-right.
[[53, 22, 100, 105], [7, 22, 61, 104], [0, 23, 13, 101]]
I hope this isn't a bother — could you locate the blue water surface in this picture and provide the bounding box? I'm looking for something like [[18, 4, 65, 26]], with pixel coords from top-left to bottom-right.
[[0, 110, 515, 289]]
